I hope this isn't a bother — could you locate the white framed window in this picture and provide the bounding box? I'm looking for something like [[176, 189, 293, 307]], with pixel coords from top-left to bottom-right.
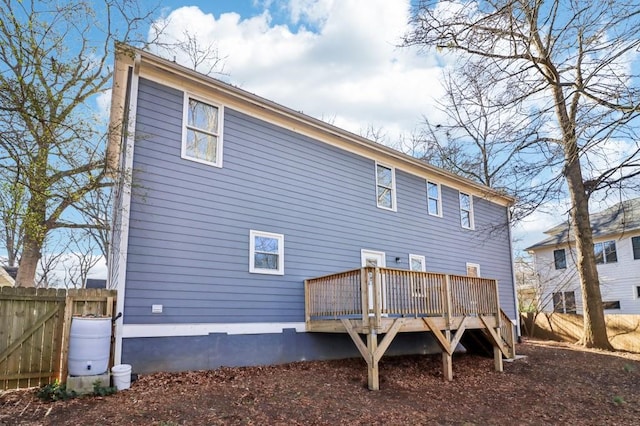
[[249, 230, 284, 275], [409, 254, 426, 272], [594, 240, 617, 264], [635, 285, 640, 299], [459, 192, 474, 229], [375, 162, 396, 211], [182, 94, 223, 167], [426, 181, 442, 217], [466, 262, 480, 277]]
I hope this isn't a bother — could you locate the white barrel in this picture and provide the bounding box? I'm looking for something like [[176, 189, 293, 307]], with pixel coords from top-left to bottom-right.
[[111, 364, 132, 390], [68, 317, 111, 376]]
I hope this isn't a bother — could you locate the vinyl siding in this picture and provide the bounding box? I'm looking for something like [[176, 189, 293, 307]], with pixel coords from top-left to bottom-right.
[[535, 232, 640, 314], [123, 77, 516, 324]]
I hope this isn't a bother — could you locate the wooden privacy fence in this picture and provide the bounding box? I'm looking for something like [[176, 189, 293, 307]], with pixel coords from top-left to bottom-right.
[[520, 312, 640, 353], [0, 287, 117, 390]]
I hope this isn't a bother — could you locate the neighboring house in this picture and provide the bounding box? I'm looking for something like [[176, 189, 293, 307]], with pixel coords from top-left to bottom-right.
[[107, 44, 518, 373], [527, 198, 640, 315], [0, 267, 16, 287]]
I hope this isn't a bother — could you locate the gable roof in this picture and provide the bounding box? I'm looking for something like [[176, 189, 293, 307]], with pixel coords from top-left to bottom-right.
[[107, 44, 514, 207], [526, 198, 640, 251]]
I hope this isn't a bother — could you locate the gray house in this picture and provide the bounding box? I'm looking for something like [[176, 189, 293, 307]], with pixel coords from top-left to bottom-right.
[[107, 44, 518, 384]]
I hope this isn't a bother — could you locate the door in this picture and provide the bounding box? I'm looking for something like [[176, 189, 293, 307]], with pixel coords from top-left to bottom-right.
[[361, 250, 386, 314]]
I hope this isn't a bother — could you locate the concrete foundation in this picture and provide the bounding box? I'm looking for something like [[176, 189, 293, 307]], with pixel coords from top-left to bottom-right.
[[66, 373, 110, 395]]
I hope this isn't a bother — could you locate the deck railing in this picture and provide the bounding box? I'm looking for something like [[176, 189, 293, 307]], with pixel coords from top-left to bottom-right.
[[305, 267, 501, 325]]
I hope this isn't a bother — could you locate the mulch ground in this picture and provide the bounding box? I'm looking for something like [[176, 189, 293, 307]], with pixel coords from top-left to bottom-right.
[[1, 338, 639, 425]]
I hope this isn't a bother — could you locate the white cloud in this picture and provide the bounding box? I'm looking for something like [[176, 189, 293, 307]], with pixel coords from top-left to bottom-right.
[[149, 0, 445, 139]]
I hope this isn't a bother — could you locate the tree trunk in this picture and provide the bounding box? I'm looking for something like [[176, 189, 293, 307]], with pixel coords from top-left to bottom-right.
[[564, 161, 612, 349], [15, 235, 42, 287]]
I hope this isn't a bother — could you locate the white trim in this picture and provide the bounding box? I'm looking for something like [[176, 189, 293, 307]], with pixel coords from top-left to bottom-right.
[[112, 54, 141, 365], [459, 192, 475, 230], [249, 230, 285, 275], [426, 181, 442, 217], [466, 262, 481, 277], [122, 322, 306, 338], [361, 249, 386, 267], [409, 254, 426, 272], [181, 93, 224, 168], [375, 162, 397, 211]]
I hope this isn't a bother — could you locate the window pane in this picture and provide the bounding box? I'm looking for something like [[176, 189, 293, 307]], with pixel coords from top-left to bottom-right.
[[410, 258, 423, 271], [377, 187, 392, 208], [633, 237, 640, 260], [255, 236, 278, 253], [254, 253, 278, 270], [594, 242, 604, 264], [459, 193, 470, 210], [564, 291, 576, 313], [461, 211, 471, 228], [186, 129, 218, 162], [428, 182, 439, 199], [554, 249, 566, 269], [376, 165, 392, 187], [428, 198, 439, 214], [552, 292, 563, 313], [188, 99, 218, 132], [604, 241, 617, 263]]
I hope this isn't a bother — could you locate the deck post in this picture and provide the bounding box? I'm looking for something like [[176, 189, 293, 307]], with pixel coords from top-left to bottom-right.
[[304, 280, 310, 328], [444, 275, 452, 326], [367, 331, 379, 390], [493, 327, 504, 372], [442, 329, 453, 381], [360, 268, 369, 327]]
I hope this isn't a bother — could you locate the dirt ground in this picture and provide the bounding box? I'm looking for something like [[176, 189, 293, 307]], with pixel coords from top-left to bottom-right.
[[1, 339, 639, 425]]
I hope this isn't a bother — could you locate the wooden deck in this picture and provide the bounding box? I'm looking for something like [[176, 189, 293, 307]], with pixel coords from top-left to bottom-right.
[[304, 267, 516, 390]]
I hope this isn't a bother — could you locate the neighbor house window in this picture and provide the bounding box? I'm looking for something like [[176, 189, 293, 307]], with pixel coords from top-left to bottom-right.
[[182, 95, 223, 167], [409, 254, 426, 272], [636, 285, 640, 299], [249, 230, 284, 275], [375, 163, 396, 211], [553, 249, 567, 270], [459, 192, 474, 229], [594, 240, 617, 264], [466, 262, 480, 277], [426, 181, 442, 217], [552, 291, 576, 314], [632, 236, 640, 260], [602, 300, 621, 310]]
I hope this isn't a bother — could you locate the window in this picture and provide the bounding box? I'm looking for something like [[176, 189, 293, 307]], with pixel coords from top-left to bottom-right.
[[636, 286, 640, 299], [426, 181, 441, 217], [409, 254, 426, 272], [459, 192, 474, 229], [466, 262, 480, 277], [375, 163, 396, 210], [594, 240, 617, 264], [249, 230, 284, 275], [602, 300, 621, 310], [632, 236, 640, 260], [553, 249, 567, 270], [552, 291, 576, 313], [182, 95, 223, 167]]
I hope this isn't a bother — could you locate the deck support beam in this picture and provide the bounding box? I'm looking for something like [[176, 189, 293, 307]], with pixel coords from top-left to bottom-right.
[[341, 318, 406, 390], [480, 315, 504, 372]]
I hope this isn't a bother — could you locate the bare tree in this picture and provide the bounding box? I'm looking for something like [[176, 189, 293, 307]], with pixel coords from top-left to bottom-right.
[[150, 27, 228, 76], [0, 0, 157, 287], [405, 0, 640, 349], [416, 59, 566, 220]]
